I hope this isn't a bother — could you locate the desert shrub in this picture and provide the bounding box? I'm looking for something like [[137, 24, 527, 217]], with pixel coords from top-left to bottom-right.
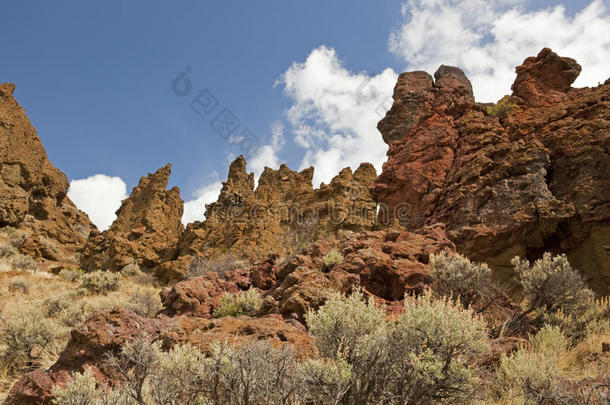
[[430, 251, 492, 306], [306, 289, 388, 404], [147, 344, 210, 405], [386, 290, 488, 404], [52, 369, 98, 405], [43, 295, 71, 318], [127, 288, 163, 317], [213, 288, 263, 318], [497, 326, 566, 403], [187, 253, 245, 279], [512, 253, 590, 315], [105, 335, 162, 404], [212, 341, 300, 405], [0, 309, 60, 373], [58, 268, 83, 282], [0, 241, 17, 258], [8, 277, 29, 294], [323, 249, 344, 268], [80, 271, 121, 295], [299, 358, 352, 405], [486, 97, 517, 117], [547, 296, 610, 342], [11, 254, 39, 272]]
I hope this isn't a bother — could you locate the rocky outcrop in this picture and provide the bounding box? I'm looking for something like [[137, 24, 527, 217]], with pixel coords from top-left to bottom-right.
[[80, 164, 184, 272], [6, 308, 312, 404], [177, 156, 378, 262], [372, 48, 610, 292], [0, 83, 95, 267]]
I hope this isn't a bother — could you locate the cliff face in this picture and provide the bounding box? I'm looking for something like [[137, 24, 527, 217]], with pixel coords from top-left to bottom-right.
[[0, 83, 95, 266], [177, 156, 378, 261], [372, 48, 610, 291], [80, 164, 184, 272]]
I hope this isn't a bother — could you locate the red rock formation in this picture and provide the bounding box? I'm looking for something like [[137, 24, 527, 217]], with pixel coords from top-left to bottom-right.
[[0, 83, 95, 267], [80, 164, 184, 272], [372, 48, 609, 292]]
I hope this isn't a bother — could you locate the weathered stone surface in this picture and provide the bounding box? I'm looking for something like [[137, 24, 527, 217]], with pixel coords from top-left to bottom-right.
[[0, 83, 95, 267], [372, 49, 610, 292], [177, 156, 378, 261], [80, 164, 184, 272]]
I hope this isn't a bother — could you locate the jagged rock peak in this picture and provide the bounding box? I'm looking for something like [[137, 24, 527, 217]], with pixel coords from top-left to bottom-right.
[[0, 82, 95, 266], [511, 47, 582, 106], [377, 65, 474, 145], [80, 164, 184, 272]]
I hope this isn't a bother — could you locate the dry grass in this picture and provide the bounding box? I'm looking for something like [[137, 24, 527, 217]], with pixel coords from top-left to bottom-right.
[[0, 261, 163, 399]]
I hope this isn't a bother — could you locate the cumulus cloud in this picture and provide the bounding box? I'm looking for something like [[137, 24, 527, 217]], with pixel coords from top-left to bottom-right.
[[182, 180, 223, 224], [389, 0, 610, 101], [279, 46, 397, 186], [68, 175, 127, 231]]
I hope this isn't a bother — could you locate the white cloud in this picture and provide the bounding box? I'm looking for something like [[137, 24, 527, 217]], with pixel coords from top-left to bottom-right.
[[278, 46, 397, 186], [389, 0, 610, 101], [182, 181, 223, 224], [68, 175, 128, 231]]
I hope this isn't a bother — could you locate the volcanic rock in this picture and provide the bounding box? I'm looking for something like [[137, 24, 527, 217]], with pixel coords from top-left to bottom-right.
[[177, 156, 378, 261], [372, 48, 610, 292], [80, 164, 184, 272], [0, 83, 95, 267]]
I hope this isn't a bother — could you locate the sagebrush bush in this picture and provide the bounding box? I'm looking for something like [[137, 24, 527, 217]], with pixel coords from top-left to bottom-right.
[[8, 277, 29, 294], [512, 253, 590, 314], [58, 268, 83, 282], [387, 290, 488, 403], [0, 309, 60, 373], [299, 357, 352, 405], [187, 253, 245, 279], [0, 241, 17, 258], [52, 368, 98, 405], [80, 271, 121, 295], [323, 249, 344, 268], [11, 254, 39, 272], [497, 326, 566, 403], [127, 288, 163, 317], [430, 251, 492, 306], [306, 289, 489, 404], [213, 288, 263, 318]]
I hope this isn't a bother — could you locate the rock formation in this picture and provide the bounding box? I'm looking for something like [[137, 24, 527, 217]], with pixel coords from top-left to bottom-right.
[[177, 156, 378, 262], [80, 164, 184, 272], [0, 83, 95, 267], [372, 48, 610, 292]]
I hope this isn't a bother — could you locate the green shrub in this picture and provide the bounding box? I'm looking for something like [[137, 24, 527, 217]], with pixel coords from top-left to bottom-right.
[[11, 254, 39, 272], [299, 357, 352, 405], [497, 326, 566, 403], [323, 249, 344, 268], [512, 253, 590, 315], [8, 277, 29, 294], [213, 288, 263, 318], [0, 309, 60, 373], [0, 241, 17, 258], [387, 290, 488, 404], [58, 268, 83, 283], [127, 288, 163, 317], [486, 97, 517, 117], [80, 271, 121, 295], [306, 289, 388, 404], [430, 251, 492, 306], [52, 369, 98, 405], [187, 253, 245, 279]]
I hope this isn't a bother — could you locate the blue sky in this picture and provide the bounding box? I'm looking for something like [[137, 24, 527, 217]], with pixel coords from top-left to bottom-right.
[[1, 1, 608, 229]]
